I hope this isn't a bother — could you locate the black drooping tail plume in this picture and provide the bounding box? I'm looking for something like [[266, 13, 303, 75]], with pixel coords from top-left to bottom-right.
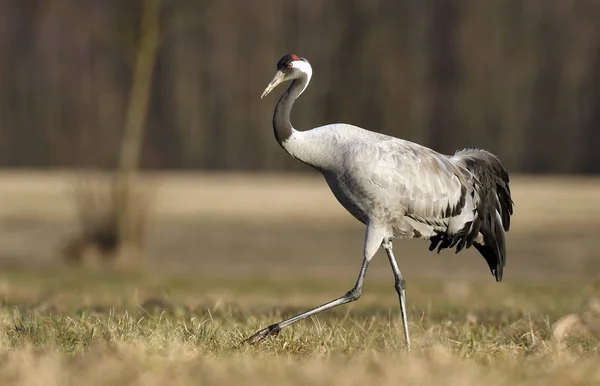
[[428, 148, 514, 282]]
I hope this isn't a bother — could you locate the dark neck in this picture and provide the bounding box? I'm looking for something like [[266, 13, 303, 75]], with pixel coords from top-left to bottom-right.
[[273, 75, 309, 146]]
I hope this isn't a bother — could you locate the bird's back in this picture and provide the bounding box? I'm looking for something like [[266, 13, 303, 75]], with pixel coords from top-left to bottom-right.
[[295, 124, 471, 238]]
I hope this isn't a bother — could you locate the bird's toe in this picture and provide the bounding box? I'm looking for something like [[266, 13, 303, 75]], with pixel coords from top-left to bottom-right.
[[243, 324, 281, 345]]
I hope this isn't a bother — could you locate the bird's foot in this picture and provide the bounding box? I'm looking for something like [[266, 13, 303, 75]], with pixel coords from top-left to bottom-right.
[[242, 324, 281, 345]]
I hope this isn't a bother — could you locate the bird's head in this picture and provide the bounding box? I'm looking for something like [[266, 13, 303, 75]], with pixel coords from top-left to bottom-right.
[[261, 54, 312, 99]]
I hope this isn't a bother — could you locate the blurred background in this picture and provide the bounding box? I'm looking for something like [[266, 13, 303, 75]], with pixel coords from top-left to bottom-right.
[[2, 0, 600, 172], [0, 0, 599, 283]]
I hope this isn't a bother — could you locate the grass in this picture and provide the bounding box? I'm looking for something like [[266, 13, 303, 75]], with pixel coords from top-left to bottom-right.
[[0, 171, 600, 384], [0, 267, 598, 385]]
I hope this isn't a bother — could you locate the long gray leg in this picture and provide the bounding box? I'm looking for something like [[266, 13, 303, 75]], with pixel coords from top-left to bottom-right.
[[382, 239, 411, 352], [243, 224, 386, 345], [243, 256, 370, 344]]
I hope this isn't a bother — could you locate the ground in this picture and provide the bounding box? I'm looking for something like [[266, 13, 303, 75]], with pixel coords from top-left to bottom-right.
[[0, 171, 599, 385]]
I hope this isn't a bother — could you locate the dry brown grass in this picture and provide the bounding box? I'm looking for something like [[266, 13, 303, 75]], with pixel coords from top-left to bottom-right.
[[2, 344, 599, 386], [0, 267, 597, 385], [0, 171, 599, 385]]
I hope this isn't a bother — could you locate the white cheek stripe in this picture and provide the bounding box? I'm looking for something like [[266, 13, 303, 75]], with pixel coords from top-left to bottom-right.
[[290, 60, 313, 97], [291, 60, 313, 79]]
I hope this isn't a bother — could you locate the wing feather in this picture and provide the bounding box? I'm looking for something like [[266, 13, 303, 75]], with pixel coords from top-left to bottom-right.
[[350, 138, 470, 223]]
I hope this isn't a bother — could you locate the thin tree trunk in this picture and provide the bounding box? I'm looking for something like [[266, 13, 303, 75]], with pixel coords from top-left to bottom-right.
[[114, 0, 160, 251]]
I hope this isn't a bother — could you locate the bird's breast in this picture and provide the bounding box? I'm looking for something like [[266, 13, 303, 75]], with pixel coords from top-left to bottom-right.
[[322, 171, 390, 225]]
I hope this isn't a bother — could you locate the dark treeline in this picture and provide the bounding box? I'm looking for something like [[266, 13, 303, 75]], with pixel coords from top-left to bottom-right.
[[0, 0, 599, 173]]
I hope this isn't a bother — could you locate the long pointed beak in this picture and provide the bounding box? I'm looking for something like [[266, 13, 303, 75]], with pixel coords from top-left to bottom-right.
[[261, 70, 285, 99]]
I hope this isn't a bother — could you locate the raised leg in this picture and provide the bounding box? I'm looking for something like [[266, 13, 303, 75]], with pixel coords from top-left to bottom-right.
[[243, 256, 370, 344], [243, 224, 387, 345], [382, 239, 411, 352]]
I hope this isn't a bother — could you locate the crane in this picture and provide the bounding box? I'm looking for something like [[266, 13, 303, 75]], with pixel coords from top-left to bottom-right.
[[243, 54, 514, 352]]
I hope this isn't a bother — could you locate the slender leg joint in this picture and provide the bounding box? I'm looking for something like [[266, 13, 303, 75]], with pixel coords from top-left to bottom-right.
[[382, 239, 393, 250], [395, 277, 406, 291], [344, 286, 362, 302]]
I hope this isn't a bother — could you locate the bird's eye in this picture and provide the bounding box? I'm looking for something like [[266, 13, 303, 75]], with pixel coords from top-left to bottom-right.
[[287, 62, 293, 68]]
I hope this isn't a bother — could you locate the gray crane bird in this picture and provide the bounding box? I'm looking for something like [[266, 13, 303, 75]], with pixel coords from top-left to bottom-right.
[[243, 54, 514, 352]]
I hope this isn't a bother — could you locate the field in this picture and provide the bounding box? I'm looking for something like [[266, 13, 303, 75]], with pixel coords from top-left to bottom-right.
[[0, 171, 600, 385]]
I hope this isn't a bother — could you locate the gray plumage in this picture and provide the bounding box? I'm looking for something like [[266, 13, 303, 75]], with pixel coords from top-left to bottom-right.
[[244, 54, 514, 351]]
